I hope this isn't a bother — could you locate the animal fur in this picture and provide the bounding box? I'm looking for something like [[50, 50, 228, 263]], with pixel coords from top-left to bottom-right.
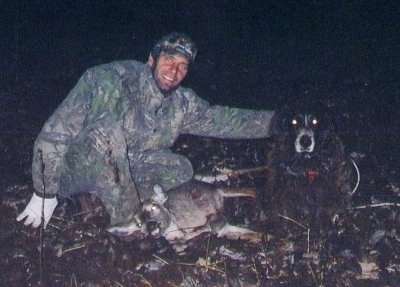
[[264, 106, 355, 233]]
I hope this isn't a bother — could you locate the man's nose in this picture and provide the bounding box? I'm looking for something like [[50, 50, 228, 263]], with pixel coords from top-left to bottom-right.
[[168, 63, 179, 74]]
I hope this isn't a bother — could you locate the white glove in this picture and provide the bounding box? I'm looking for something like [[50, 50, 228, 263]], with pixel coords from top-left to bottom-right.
[[16, 193, 58, 228]]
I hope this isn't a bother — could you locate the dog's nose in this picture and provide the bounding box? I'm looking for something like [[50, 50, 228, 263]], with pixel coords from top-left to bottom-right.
[[300, 135, 312, 148]]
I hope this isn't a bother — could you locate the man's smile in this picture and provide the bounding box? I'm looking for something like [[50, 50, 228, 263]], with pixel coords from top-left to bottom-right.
[[162, 73, 175, 83]]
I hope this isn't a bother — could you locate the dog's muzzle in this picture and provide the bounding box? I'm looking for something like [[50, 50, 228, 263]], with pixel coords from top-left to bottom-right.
[[295, 128, 315, 153]]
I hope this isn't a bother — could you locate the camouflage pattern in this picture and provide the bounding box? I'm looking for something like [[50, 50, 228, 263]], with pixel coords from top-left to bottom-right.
[[32, 60, 275, 224], [152, 32, 197, 63]]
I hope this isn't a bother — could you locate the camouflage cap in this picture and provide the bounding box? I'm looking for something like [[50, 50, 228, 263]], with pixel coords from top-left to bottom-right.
[[152, 32, 197, 63]]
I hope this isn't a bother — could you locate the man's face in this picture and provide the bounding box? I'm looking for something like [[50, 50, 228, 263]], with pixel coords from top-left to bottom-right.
[[148, 52, 189, 94]]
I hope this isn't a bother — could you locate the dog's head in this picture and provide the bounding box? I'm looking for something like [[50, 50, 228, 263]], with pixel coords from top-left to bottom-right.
[[291, 112, 319, 154], [270, 106, 342, 160]]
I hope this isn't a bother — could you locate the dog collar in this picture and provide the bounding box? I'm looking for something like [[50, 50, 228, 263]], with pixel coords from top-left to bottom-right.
[[285, 166, 319, 185], [306, 169, 318, 185]]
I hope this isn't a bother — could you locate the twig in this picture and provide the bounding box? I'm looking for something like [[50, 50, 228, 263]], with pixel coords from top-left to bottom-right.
[[353, 202, 400, 209], [276, 213, 308, 230], [215, 166, 268, 175], [203, 264, 225, 274], [132, 274, 153, 287], [51, 216, 76, 224], [194, 166, 268, 183], [205, 235, 211, 265], [351, 159, 360, 194], [69, 273, 78, 287], [46, 223, 64, 231], [62, 245, 86, 255], [223, 260, 228, 284], [152, 254, 170, 265], [38, 149, 46, 287], [110, 279, 124, 287], [252, 257, 260, 285], [156, 238, 223, 279], [277, 214, 311, 255], [178, 259, 226, 274], [71, 207, 103, 217], [307, 262, 319, 287]]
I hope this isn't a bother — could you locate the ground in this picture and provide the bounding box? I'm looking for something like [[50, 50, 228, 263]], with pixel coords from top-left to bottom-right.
[[1, 115, 400, 286]]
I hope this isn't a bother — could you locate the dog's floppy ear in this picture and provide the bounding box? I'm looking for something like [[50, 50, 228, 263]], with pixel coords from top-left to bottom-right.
[[268, 106, 292, 137]]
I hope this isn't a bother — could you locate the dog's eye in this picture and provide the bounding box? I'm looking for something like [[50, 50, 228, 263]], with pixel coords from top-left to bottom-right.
[[311, 118, 318, 126], [291, 119, 298, 126]]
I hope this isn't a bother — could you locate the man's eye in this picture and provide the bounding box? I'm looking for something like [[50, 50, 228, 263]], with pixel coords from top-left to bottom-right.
[[161, 55, 173, 62], [180, 64, 188, 71]]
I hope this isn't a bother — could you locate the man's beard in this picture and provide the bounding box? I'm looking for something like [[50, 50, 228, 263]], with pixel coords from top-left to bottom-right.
[[152, 68, 179, 96]]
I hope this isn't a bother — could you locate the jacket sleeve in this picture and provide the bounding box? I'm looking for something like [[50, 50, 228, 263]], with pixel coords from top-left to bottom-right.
[[181, 90, 276, 139], [32, 72, 92, 197]]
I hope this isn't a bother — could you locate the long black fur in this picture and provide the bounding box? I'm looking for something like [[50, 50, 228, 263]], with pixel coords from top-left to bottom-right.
[[264, 104, 354, 233]]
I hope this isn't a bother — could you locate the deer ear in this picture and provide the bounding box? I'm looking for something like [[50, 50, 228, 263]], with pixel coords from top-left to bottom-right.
[[152, 184, 168, 204]]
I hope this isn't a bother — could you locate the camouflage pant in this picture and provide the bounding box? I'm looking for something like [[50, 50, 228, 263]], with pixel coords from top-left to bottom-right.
[[60, 121, 193, 225]]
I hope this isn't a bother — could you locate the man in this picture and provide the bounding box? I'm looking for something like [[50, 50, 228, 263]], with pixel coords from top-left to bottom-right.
[[17, 32, 276, 230]]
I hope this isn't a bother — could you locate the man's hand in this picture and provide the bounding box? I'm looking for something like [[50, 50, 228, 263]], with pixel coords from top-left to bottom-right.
[[16, 193, 58, 228]]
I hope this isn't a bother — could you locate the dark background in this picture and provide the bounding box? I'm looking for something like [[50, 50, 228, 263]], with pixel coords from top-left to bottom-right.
[[1, 1, 398, 111]]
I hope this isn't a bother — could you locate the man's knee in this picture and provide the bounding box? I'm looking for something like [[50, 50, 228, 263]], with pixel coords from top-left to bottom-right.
[[150, 153, 194, 190], [131, 151, 194, 191]]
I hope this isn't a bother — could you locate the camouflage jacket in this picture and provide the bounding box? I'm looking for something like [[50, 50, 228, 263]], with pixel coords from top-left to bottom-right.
[[32, 60, 275, 196]]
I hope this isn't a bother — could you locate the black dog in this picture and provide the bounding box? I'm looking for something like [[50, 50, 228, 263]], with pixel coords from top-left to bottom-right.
[[264, 106, 355, 233], [260, 106, 363, 285]]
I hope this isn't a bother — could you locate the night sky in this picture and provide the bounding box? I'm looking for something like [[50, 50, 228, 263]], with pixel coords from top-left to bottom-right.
[[1, 1, 399, 140]]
